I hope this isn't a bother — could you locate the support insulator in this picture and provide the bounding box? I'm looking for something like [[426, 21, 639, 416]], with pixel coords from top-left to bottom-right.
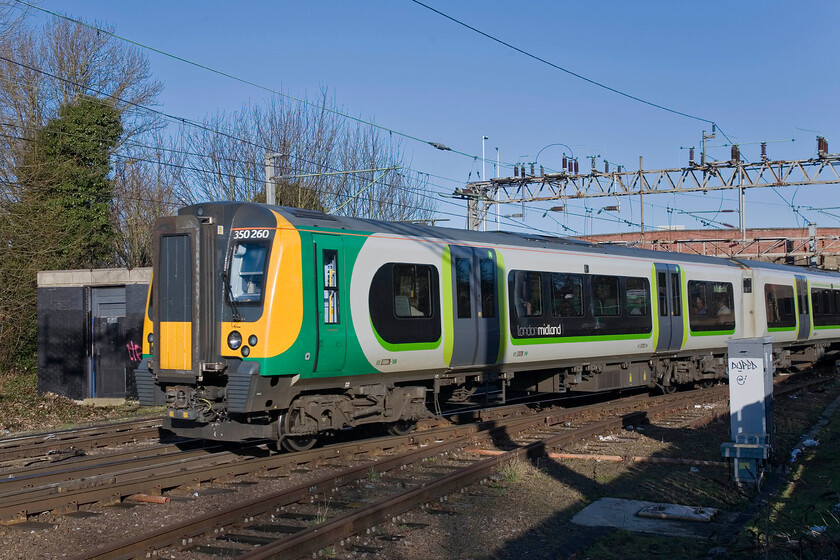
[[731, 145, 740, 162], [761, 142, 767, 161], [530, 163, 535, 177], [562, 156, 567, 169], [514, 165, 519, 178], [689, 147, 695, 165]]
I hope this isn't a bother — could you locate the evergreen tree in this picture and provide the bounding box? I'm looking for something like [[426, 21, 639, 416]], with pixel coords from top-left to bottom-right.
[[19, 95, 123, 269], [0, 95, 122, 369]]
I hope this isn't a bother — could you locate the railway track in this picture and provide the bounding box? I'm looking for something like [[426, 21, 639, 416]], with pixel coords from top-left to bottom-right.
[[0, 416, 163, 463], [0, 371, 830, 559], [71, 387, 725, 560]]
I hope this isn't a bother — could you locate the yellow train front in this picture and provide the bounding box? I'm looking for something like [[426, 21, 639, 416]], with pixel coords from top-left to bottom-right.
[[136, 201, 840, 450]]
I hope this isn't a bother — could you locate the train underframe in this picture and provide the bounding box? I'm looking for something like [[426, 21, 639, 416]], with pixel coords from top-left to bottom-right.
[[144, 343, 829, 448]]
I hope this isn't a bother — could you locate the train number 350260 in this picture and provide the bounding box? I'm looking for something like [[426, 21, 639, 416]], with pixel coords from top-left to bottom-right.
[[233, 229, 271, 240]]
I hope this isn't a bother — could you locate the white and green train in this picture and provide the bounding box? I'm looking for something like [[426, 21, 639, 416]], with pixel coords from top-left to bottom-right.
[[135, 201, 840, 450]]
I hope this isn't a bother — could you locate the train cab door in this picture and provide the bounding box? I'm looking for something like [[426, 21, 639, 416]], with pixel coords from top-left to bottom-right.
[[795, 274, 811, 341], [448, 246, 500, 367], [313, 234, 346, 373], [153, 214, 217, 376], [654, 263, 684, 353]]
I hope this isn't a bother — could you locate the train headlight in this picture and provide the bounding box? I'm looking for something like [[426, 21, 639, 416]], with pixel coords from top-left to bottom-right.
[[241, 346, 250, 357], [248, 335, 258, 346], [147, 333, 154, 344], [227, 331, 242, 350]]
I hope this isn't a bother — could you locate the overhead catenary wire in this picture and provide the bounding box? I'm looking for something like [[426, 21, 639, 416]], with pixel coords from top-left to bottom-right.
[[410, 0, 715, 126], [10, 0, 518, 170]]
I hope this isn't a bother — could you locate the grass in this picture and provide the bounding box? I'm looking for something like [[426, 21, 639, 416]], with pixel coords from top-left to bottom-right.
[[0, 368, 155, 434], [583, 530, 708, 559], [733, 402, 840, 559], [495, 457, 532, 484], [579, 379, 840, 560], [367, 466, 382, 482]]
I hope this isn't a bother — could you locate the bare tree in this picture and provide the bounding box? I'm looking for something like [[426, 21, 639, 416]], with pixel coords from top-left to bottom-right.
[[111, 133, 183, 268], [174, 91, 436, 222], [0, 15, 163, 192], [0, 13, 167, 370]]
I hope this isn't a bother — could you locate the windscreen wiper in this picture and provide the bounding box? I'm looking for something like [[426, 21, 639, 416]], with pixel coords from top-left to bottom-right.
[[223, 270, 242, 322]]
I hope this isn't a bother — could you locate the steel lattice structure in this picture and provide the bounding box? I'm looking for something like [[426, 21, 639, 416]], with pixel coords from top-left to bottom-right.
[[453, 152, 840, 230]]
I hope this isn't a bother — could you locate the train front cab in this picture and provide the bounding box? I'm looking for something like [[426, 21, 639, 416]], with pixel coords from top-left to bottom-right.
[[139, 205, 309, 441]]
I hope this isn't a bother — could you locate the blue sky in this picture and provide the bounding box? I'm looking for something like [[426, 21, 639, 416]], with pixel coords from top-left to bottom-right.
[[23, 1, 840, 235]]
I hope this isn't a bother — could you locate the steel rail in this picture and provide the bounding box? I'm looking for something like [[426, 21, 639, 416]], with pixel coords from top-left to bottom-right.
[[0, 417, 163, 462], [74, 389, 711, 560]]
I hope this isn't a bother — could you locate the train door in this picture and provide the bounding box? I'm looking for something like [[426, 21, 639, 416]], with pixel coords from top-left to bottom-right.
[[795, 275, 811, 341], [654, 263, 683, 352], [448, 246, 500, 367], [313, 234, 346, 372], [153, 215, 217, 376]]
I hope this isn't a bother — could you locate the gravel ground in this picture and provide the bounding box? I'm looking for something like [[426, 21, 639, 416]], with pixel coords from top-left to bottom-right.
[[1, 378, 838, 560]]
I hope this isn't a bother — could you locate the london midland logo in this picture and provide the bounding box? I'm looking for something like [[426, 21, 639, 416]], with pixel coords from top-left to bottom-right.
[[518, 324, 562, 337]]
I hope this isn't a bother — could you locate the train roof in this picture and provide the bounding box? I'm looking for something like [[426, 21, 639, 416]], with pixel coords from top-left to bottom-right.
[[184, 202, 840, 279]]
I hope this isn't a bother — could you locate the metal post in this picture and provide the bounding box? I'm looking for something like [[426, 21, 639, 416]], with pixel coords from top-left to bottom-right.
[[496, 147, 500, 231], [482, 136, 488, 231], [639, 156, 645, 243], [264, 153, 276, 206], [739, 163, 746, 241]]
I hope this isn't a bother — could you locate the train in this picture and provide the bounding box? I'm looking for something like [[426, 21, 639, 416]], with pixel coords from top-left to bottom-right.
[[135, 201, 840, 450]]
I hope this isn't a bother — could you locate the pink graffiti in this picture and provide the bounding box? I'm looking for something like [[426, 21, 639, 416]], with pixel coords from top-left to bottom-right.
[[126, 341, 142, 362]]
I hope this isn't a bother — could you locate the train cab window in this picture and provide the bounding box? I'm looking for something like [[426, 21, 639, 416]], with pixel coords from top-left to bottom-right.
[[512, 271, 542, 317], [323, 250, 339, 324], [229, 242, 268, 303], [393, 264, 432, 318], [592, 275, 620, 317], [551, 273, 583, 317], [479, 258, 497, 318], [455, 258, 472, 318], [765, 284, 796, 329], [625, 277, 650, 316]]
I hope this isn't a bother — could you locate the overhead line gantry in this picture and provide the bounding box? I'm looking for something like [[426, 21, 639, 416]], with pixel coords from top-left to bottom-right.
[[454, 137, 840, 234]]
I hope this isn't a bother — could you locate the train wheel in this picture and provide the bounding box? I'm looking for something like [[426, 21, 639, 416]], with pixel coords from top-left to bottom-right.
[[386, 420, 416, 436], [280, 435, 317, 452], [662, 384, 677, 395], [278, 411, 317, 452]]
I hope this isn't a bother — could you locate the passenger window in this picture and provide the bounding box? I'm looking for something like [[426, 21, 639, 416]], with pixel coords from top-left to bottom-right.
[[323, 250, 339, 324], [393, 264, 433, 318], [688, 280, 735, 332], [592, 275, 620, 317], [658, 272, 668, 317], [479, 258, 496, 318], [551, 273, 583, 317], [513, 271, 542, 317], [625, 277, 650, 316], [765, 284, 796, 328], [671, 273, 682, 316], [455, 258, 472, 319]]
